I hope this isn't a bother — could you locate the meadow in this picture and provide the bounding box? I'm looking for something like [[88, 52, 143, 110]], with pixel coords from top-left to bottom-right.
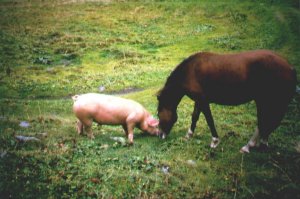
[[0, 0, 299, 198]]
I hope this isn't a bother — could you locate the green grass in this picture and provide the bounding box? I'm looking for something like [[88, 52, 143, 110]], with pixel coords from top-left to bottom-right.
[[0, 0, 300, 198]]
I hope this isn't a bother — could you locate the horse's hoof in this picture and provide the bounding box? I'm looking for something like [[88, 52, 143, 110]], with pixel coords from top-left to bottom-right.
[[240, 145, 250, 153], [256, 143, 269, 152], [185, 129, 193, 139], [210, 137, 220, 148], [240, 143, 269, 153]]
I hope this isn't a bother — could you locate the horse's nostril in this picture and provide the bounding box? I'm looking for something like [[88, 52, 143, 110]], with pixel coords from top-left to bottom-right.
[[159, 132, 167, 139]]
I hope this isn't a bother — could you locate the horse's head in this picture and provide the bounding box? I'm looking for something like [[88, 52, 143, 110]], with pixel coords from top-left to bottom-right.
[[156, 88, 180, 139]]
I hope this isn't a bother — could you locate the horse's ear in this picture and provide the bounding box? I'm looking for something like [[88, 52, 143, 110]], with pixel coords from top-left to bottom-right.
[[156, 89, 162, 96], [156, 89, 162, 99]]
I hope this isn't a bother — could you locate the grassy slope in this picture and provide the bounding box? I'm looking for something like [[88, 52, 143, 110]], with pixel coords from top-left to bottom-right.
[[0, 0, 299, 198]]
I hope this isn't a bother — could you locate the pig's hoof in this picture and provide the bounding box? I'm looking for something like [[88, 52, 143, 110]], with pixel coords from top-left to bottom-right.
[[88, 135, 95, 139], [128, 142, 134, 146], [210, 137, 220, 148]]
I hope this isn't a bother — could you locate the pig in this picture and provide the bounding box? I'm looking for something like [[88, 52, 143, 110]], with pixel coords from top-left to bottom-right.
[[72, 93, 159, 144]]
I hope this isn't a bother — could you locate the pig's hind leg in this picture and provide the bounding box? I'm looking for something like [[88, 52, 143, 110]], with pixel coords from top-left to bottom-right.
[[81, 119, 95, 139], [76, 120, 84, 135], [85, 126, 95, 139]]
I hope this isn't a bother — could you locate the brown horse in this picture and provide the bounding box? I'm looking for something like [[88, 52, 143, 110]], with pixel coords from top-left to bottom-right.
[[157, 50, 297, 153]]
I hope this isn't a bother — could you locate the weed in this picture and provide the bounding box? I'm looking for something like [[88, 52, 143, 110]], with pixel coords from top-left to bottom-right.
[[209, 35, 242, 50]]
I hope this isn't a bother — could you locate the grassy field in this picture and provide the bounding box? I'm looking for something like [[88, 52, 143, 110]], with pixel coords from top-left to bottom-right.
[[0, 0, 300, 198]]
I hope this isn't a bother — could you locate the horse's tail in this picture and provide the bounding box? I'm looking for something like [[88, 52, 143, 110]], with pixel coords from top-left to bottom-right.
[[292, 68, 299, 94]]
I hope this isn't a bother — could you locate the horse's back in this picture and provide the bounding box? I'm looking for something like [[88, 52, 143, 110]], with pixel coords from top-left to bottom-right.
[[184, 50, 296, 105], [243, 50, 296, 99]]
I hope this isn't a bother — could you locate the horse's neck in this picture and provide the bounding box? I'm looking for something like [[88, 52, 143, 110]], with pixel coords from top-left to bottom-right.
[[164, 86, 184, 110]]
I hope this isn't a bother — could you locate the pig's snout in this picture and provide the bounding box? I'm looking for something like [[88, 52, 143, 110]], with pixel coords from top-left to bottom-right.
[[145, 116, 160, 136], [146, 127, 160, 136], [153, 128, 160, 136]]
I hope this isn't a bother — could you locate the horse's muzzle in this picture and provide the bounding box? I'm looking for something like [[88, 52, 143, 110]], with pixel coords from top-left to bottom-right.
[[158, 131, 167, 139]]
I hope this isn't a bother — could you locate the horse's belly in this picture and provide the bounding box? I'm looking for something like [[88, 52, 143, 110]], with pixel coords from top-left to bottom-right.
[[207, 87, 253, 105], [210, 95, 252, 105]]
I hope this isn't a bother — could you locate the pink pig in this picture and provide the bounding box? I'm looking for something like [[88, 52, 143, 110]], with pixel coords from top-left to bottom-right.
[[72, 93, 159, 144]]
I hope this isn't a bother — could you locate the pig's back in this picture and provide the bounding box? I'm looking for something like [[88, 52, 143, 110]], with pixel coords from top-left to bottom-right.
[[73, 93, 145, 124], [74, 93, 143, 109]]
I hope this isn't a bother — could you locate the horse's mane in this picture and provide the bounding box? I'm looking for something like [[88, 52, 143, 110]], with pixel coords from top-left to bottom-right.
[[157, 55, 195, 98]]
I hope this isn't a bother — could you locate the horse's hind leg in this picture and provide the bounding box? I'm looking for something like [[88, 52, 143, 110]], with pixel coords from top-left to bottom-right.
[[240, 100, 288, 153], [186, 101, 201, 138], [240, 127, 260, 153], [258, 103, 286, 147]]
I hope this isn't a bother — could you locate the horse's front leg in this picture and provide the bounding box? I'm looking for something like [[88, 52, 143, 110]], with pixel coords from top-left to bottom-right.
[[186, 101, 201, 138], [202, 102, 220, 148]]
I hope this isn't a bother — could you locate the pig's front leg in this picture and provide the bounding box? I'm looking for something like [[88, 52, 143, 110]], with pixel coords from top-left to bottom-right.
[[126, 113, 137, 145], [122, 124, 128, 136], [126, 123, 135, 145], [123, 124, 134, 145]]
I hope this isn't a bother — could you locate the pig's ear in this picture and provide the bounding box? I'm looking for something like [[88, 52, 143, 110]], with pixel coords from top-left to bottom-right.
[[72, 95, 79, 102], [147, 116, 159, 127]]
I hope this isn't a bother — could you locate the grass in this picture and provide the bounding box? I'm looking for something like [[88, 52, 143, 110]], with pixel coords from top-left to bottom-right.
[[0, 0, 300, 198]]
